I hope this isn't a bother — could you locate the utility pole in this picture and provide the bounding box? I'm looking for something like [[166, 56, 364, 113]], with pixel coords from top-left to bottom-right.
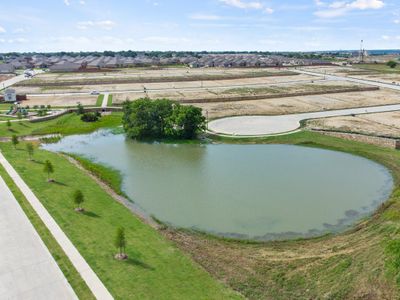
[[359, 40, 365, 63]]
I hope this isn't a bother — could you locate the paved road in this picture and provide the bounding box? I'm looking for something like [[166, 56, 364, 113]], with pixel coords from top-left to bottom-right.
[[296, 69, 400, 91], [208, 103, 400, 136], [0, 152, 114, 300], [0, 70, 44, 90], [0, 174, 77, 299]]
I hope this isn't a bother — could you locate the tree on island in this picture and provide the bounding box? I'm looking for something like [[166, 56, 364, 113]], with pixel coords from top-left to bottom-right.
[[6, 120, 11, 131], [114, 227, 128, 260], [26, 143, 34, 160], [43, 160, 54, 182], [73, 190, 85, 212], [11, 135, 19, 149], [122, 98, 206, 140]]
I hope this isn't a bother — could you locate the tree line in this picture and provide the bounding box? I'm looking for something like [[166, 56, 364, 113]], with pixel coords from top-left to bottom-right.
[[122, 99, 206, 140]]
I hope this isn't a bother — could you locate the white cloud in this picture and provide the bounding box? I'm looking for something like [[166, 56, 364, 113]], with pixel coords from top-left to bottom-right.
[[64, 0, 70, 6], [13, 28, 28, 33], [219, 0, 263, 10], [315, 0, 384, 18], [190, 14, 223, 20], [264, 7, 274, 14], [0, 26, 6, 33], [348, 0, 384, 9], [77, 20, 116, 30], [382, 35, 400, 40], [80, 0, 86, 4], [141, 36, 191, 43], [314, 0, 326, 6], [8, 38, 28, 43], [394, 19, 400, 24]]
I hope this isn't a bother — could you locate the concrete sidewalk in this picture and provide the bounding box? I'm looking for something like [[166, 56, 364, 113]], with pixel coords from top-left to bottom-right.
[[0, 152, 114, 300], [209, 103, 400, 136], [0, 174, 77, 299], [101, 93, 109, 108]]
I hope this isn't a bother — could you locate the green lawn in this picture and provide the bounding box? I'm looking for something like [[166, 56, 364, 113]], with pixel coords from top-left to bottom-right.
[[356, 63, 400, 74], [0, 142, 240, 299], [107, 94, 113, 107], [0, 112, 122, 137], [0, 164, 95, 299], [96, 95, 104, 107]]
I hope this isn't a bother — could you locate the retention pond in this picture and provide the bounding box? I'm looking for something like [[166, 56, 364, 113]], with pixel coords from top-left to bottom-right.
[[43, 130, 394, 240]]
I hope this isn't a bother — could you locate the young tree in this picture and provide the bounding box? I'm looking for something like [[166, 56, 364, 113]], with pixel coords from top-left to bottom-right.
[[6, 120, 11, 130], [73, 190, 85, 212], [77, 103, 85, 115], [11, 135, 19, 149], [43, 160, 54, 182], [114, 227, 128, 260], [26, 143, 34, 160]]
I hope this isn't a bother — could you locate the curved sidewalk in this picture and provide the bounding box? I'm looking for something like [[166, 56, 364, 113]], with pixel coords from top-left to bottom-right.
[[0, 152, 114, 300], [208, 103, 400, 136]]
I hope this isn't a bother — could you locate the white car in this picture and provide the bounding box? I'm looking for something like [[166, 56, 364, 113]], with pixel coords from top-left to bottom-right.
[[90, 90, 100, 95]]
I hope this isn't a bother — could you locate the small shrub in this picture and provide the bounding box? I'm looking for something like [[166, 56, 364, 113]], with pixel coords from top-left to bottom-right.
[[81, 112, 101, 122]]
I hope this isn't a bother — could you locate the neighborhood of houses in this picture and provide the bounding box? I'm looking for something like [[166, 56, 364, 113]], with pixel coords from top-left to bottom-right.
[[0, 53, 331, 73]]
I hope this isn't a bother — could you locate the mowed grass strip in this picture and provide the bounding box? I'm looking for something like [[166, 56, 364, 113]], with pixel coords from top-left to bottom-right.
[[0, 112, 122, 137], [0, 142, 240, 300], [107, 95, 113, 107], [0, 163, 95, 299], [96, 95, 104, 107]]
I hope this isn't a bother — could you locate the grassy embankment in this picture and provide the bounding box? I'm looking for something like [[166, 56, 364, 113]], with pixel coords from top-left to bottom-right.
[[0, 164, 95, 299], [356, 63, 400, 74], [0, 112, 122, 137], [161, 131, 400, 299], [0, 140, 241, 299], [40, 128, 400, 299]]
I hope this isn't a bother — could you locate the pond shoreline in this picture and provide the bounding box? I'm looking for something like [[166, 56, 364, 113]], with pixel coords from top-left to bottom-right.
[[42, 129, 395, 243]]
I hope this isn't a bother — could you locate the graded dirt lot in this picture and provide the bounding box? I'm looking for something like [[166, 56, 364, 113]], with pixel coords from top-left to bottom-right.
[[14, 73, 319, 95], [24, 94, 97, 107], [195, 88, 400, 119], [306, 111, 400, 138]]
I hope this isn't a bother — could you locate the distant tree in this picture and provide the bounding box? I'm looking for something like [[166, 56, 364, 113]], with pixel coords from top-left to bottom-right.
[[17, 112, 22, 120], [387, 61, 398, 69], [43, 160, 54, 182], [26, 143, 34, 160], [73, 190, 85, 212], [6, 120, 11, 130], [114, 227, 128, 260], [11, 135, 19, 149]]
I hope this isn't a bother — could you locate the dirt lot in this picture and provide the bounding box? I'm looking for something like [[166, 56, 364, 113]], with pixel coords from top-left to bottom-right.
[[194, 88, 400, 119], [14, 73, 319, 95], [0, 74, 14, 82], [23, 94, 97, 107], [306, 111, 400, 138]]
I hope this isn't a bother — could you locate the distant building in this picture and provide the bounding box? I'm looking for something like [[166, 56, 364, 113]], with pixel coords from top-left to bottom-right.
[[3, 89, 16, 102], [49, 62, 83, 72], [0, 63, 16, 74]]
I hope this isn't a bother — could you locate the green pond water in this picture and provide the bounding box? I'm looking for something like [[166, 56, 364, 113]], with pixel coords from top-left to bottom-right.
[[43, 130, 394, 240]]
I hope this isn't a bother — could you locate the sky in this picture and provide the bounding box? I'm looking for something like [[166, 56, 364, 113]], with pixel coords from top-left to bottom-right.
[[0, 0, 398, 52]]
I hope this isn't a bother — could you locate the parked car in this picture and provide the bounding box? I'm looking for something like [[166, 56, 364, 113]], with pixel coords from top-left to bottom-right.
[[90, 90, 100, 95]]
